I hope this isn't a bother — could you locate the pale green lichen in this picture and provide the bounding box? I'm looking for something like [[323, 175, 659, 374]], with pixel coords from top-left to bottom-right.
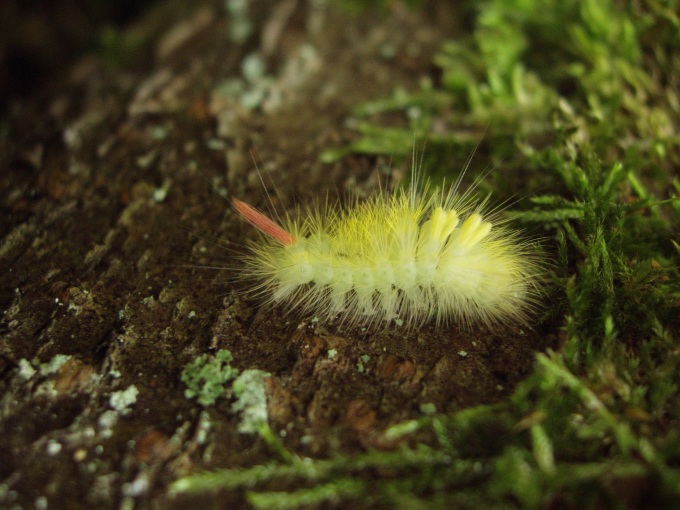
[[181, 350, 270, 434], [196, 410, 212, 444], [17, 359, 36, 381], [181, 349, 238, 406], [231, 369, 270, 434], [356, 354, 370, 373], [109, 385, 139, 415], [225, 0, 253, 43], [40, 354, 71, 375]]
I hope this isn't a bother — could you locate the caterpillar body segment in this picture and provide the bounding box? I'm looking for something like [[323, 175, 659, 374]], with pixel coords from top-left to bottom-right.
[[235, 185, 542, 330]]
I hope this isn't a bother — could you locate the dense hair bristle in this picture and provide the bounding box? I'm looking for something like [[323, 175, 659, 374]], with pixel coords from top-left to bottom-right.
[[235, 178, 544, 331]]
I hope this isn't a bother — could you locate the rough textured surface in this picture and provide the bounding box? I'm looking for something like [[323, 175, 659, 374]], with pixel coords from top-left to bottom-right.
[[0, 1, 552, 508]]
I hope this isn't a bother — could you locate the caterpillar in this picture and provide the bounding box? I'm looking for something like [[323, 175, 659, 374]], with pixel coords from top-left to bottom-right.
[[232, 170, 543, 331]]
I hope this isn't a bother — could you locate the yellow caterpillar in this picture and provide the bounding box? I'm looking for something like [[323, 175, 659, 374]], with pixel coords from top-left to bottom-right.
[[233, 177, 543, 330]]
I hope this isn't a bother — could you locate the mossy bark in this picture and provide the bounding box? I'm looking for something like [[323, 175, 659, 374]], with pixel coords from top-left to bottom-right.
[[0, 1, 550, 507]]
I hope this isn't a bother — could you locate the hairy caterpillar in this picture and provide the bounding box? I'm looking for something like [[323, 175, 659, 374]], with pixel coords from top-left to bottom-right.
[[233, 170, 543, 330]]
